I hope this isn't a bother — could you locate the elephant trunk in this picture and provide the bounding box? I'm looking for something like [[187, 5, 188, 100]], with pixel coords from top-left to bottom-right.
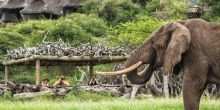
[[96, 39, 155, 84]]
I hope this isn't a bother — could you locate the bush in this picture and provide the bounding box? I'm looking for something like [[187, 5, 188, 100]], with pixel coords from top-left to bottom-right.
[[145, 0, 187, 19], [201, 0, 220, 16], [81, 0, 141, 26], [160, 0, 188, 19], [65, 14, 107, 37], [145, 0, 160, 13], [0, 31, 25, 59], [99, 0, 141, 26], [201, 14, 220, 23], [80, 0, 102, 14], [111, 15, 168, 50], [50, 14, 108, 45]]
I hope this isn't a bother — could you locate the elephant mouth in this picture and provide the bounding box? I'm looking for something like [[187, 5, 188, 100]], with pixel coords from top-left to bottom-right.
[[96, 61, 150, 77]]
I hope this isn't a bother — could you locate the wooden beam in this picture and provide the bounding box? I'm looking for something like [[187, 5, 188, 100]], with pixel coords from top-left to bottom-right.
[[2, 55, 128, 66], [36, 59, 40, 86], [4, 65, 9, 81], [2, 56, 35, 65], [50, 14, 52, 19], [88, 64, 93, 80]]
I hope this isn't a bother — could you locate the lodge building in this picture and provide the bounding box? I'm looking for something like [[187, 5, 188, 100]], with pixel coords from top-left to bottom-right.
[[0, 0, 85, 23]]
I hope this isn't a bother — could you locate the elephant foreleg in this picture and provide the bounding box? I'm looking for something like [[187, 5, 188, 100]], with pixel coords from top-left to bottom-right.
[[182, 69, 208, 110]]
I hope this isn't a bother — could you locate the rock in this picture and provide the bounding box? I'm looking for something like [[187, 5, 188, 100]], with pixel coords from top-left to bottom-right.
[[120, 93, 131, 99]]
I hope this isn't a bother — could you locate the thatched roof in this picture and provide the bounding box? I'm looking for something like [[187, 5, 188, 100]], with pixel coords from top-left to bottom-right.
[[0, 1, 5, 6], [21, 0, 62, 16], [0, 0, 27, 9], [0, 1, 5, 13], [43, 0, 62, 16], [20, 0, 85, 16], [61, 0, 85, 8], [20, 0, 46, 14]]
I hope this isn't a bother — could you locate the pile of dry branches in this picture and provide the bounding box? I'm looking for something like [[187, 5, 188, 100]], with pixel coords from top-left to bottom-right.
[[99, 69, 220, 98], [0, 80, 78, 98], [6, 41, 127, 60]]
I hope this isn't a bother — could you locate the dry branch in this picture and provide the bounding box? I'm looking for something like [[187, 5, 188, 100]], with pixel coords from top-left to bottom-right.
[[5, 41, 127, 60], [130, 84, 145, 99]]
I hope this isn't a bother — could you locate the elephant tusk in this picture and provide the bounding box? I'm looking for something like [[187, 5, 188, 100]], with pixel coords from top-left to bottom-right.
[[96, 61, 143, 76], [137, 65, 149, 77]]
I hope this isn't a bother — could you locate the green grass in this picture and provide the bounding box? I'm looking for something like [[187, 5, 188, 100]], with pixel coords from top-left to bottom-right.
[[0, 90, 219, 110], [0, 98, 219, 110]]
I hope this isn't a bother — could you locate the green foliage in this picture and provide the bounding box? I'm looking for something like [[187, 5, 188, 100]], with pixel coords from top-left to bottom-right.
[[99, 0, 141, 26], [0, 13, 108, 47], [146, 0, 160, 13], [111, 15, 168, 49], [80, 0, 102, 14], [31, 13, 108, 46], [50, 20, 91, 45], [201, 0, 220, 16], [2, 90, 13, 100], [66, 14, 107, 37], [81, 0, 141, 26], [160, 0, 188, 19], [0, 31, 25, 59], [201, 14, 220, 23], [145, 0, 187, 19]]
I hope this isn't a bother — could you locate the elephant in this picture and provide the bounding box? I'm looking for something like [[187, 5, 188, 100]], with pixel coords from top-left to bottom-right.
[[97, 19, 220, 110]]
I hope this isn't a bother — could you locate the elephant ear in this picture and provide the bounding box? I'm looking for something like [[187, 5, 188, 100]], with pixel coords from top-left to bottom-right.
[[163, 22, 191, 75]]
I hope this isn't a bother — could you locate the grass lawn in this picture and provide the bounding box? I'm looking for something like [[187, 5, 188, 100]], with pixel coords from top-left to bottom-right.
[[0, 98, 219, 110]]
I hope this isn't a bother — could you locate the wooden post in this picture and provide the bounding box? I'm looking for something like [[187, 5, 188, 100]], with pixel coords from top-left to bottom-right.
[[50, 14, 52, 19], [4, 65, 9, 81], [36, 60, 40, 86], [88, 63, 93, 80]]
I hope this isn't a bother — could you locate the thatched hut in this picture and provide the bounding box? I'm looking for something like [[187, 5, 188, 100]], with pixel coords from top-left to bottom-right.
[[21, 0, 62, 20], [0, 0, 27, 22], [0, 0, 5, 22], [61, 0, 85, 16], [44, 0, 62, 18], [20, 0, 46, 20]]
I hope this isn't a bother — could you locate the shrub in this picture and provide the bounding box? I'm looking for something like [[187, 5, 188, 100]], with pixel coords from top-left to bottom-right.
[[160, 0, 188, 19], [201, 14, 220, 23], [98, 0, 141, 26], [0, 31, 25, 59], [64, 14, 108, 37], [81, 0, 141, 26], [111, 15, 168, 50], [50, 13, 108, 45], [145, 0, 160, 13], [80, 0, 102, 14], [145, 0, 187, 19], [201, 0, 220, 16]]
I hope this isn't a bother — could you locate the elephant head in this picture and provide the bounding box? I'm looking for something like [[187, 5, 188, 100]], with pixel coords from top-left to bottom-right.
[[97, 22, 191, 84]]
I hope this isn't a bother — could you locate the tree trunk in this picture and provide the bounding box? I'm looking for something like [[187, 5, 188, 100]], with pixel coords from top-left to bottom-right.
[[163, 75, 169, 98]]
